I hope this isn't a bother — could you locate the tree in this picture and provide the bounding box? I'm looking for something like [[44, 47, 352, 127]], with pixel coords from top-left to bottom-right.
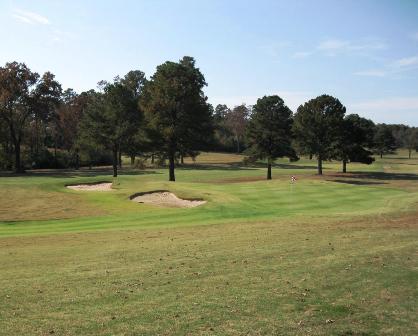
[[0, 62, 64, 172], [293, 95, 346, 175], [116, 70, 147, 166], [80, 82, 140, 177], [212, 104, 235, 151], [373, 124, 397, 158], [56, 89, 90, 169], [246, 95, 296, 179], [225, 104, 249, 153], [34, 72, 63, 167], [25, 71, 62, 166], [391, 124, 409, 149], [214, 104, 230, 123], [336, 114, 375, 173], [0, 117, 12, 169], [404, 127, 418, 159], [140, 56, 212, 181], [117, 70, 147, 98], [0, 62, 38, 172]]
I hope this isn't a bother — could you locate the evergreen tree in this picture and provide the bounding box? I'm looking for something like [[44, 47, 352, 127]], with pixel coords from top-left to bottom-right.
[[293, 95, 346, 175], [225, 104, 249, 153], [373, 124, 397, 158], [81, 82, 140, 177], [246, 95, 296, 179], [116, 70, 147, 166], [212, 104, 234, 151], [336, 114, 375, 173], [404, 127, 418, 159], [140, 56, 212, 181]]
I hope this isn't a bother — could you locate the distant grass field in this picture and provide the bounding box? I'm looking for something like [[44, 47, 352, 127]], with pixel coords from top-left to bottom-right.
[[0, 151, 417, 335]]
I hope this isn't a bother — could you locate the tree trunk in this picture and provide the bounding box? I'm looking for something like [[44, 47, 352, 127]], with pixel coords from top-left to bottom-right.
[[267, 160, 272, 180], [54, 142, 58, 169], [317, 156, 323, 175], [168, 151, 175, 181], [34, 118, 40, 159], [14, 139, 22, 173], [408, 149, 411, 159], [118, 150, 122, 168], [236, 136, 240, 153], [309, 153, 313, 160], [112, 148, 118, 177], [180, 155, 184, 165], [130, 155, 135, 166], [380, 153, 383, 159], [75, 150, 80, 170], [342, 160, 347, 173], [151, 154, 155, 164]]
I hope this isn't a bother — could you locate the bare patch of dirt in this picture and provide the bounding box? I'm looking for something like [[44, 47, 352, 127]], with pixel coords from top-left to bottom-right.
[[130, 191, 206, 208], [66, 182, 113, 191]]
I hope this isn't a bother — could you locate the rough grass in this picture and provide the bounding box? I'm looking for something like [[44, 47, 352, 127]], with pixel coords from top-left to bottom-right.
[[0, 151, 417, 335]]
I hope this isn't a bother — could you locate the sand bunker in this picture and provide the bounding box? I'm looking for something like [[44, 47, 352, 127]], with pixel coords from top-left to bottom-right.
[[66, 182, 113, 191], [130, 191, 206, 208]]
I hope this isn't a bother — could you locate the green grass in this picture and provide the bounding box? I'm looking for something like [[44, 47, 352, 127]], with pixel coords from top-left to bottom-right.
[[0, 151, 417, 335]]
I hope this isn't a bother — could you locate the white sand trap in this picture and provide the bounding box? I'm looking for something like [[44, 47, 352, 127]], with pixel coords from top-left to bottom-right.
[[66, 182, 113, 191], [131, 191, 206, 208]]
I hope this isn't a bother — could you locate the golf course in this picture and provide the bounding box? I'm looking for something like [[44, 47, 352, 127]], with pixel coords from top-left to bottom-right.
[[1, 151, 417, 335]]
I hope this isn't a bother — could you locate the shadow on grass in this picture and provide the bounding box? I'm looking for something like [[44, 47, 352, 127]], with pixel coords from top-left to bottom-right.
[[395, 162, 418, 166], [178, 163, 258, 171], [327, 179, 388, 186], [0, 167, 161, 179], [345, 171, 418, 181], [274, 163, 325, 170], [179, 161, 324, 171]]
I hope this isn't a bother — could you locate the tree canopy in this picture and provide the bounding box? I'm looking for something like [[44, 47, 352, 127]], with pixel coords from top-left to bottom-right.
[[373, 124, 397, 158], [0, 62, 61, 172], [293, 95, 346, 175], [225, 104, 249, 153], [81, 81, 140, 177], [336, 114, 375, 173], [246, 95, 296, 179], [140, 56, 212, 181]]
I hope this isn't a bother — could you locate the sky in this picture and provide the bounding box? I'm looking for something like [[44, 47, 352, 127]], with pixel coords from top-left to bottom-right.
[[1, 0, 418, 126]]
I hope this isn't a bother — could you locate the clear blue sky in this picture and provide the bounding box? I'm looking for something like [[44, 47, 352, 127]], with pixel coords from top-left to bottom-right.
[[1, 0, 418, 125]]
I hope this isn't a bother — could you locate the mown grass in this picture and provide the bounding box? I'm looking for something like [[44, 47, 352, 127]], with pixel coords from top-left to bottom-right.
[[0, 151, 417, 335]]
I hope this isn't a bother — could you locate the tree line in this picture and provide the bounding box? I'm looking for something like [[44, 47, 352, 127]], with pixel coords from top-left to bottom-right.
[[1, 57, 417, 180]]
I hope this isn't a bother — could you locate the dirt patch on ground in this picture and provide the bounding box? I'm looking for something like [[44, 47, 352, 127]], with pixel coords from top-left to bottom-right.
[[130, 191, 206, 208], [66, 182, 113, 191]]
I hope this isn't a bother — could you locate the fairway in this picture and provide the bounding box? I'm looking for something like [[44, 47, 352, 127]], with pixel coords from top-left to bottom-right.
[[1, 152, 417, 335]]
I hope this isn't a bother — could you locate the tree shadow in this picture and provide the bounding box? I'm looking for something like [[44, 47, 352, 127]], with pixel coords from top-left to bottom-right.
[[384, 156, 417, 160], [345, 171, 418, 181], [0, 167, 161, 179], [327, 179, 388, 186], [274, 163, 325, 170], [178, 163, 258, 171], [239, 161, 325, 170], [395, 162, 418, 166]]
